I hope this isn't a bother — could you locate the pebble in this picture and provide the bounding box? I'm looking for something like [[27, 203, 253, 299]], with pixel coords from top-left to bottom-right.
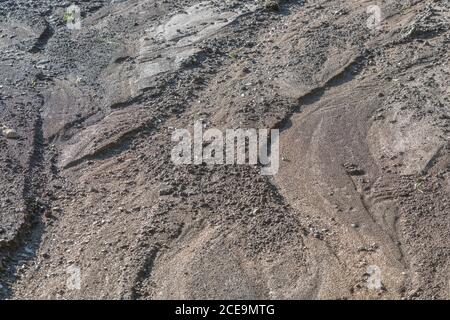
[[2, 128, 18, 139], [159, 185, 174, 196]]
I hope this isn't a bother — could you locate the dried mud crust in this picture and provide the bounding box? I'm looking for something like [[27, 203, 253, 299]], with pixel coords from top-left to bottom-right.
[[0, 0, 449, 299]]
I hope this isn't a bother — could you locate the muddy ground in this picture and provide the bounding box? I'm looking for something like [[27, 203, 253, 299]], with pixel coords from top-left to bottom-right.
[[0, 0, 449, 299]]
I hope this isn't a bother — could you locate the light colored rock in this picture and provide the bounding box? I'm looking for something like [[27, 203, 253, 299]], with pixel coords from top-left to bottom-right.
[[2, 128, 19, 139]]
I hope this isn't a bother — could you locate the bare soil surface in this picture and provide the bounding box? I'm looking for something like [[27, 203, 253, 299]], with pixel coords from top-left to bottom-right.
[[0, 0, 449, 299]]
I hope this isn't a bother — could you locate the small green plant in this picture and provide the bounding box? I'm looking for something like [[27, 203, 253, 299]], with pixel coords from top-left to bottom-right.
[[281, 154, 290, 162], [63, 10, 75, 23], [414, 178, 424, 193], [228, 52, 238, 60]]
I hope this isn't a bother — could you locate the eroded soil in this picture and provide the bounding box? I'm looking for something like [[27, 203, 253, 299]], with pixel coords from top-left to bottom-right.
[[0, 0, 449, 299]]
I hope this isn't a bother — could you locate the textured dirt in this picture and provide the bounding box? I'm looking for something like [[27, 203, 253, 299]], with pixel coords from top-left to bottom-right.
[[0, 0, 449, 299]]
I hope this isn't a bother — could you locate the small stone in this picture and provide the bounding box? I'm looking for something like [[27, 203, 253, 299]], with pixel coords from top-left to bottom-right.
[[159, 185, 173, 196], [2, 128, 18, 139], [24, 246, 34, 254], [344, 163, 365, 176], [36, 59, 50, 65], [351, 223, 359, 228]]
